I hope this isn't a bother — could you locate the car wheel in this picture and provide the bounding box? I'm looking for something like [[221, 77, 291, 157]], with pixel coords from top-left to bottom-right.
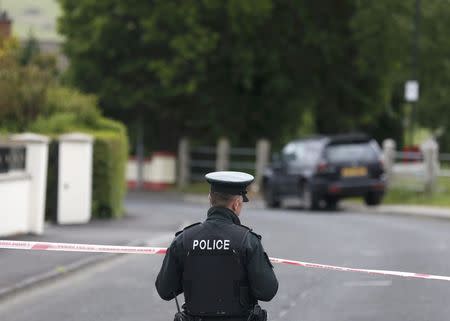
[[302, 184, 320, 210], [264, 183, 281, 208], [364, 192, 383, 206], [325, 197, 339, 210]]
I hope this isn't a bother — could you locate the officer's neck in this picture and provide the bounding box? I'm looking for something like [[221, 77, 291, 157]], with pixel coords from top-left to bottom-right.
[[208, 207, 242, 225], [226, 205, 240, 216]]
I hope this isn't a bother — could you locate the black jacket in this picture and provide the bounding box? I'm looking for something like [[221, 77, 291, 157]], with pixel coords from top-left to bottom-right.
[[155, 207, 278, 316]]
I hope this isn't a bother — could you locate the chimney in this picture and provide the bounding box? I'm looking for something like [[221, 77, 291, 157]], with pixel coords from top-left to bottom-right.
[[0, 11, 12, 38]]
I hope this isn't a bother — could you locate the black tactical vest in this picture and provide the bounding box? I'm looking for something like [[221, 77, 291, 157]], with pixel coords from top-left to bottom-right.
[[182, 221, 255, 318]]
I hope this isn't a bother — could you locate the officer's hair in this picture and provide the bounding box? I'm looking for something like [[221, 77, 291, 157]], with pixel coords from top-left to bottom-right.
[[209, 191, 239, 208]]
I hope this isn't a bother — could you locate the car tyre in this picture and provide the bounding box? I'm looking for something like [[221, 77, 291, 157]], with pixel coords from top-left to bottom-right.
[[325, 197, 339, 210], [264, 183, 281, 208], [364, 192, 383, 206], [303, 183, 320, 210]]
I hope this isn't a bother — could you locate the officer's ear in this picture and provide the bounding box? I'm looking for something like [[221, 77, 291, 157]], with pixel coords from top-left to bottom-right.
[[231, 196, 241, 212], [208, 193, 213, 206]]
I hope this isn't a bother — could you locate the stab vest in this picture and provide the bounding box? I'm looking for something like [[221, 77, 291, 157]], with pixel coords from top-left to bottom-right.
[[182, 221, 255, 317]]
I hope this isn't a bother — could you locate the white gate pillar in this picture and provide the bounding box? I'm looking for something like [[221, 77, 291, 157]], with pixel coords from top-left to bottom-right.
[[421, 138, 439, 194], [10, 133, 49, 235], [382, 139, 396, 185], [58, 133, 94, 224]]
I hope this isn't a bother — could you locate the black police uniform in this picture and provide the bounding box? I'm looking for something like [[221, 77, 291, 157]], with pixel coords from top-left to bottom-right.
[[155, 172, 278, 321]]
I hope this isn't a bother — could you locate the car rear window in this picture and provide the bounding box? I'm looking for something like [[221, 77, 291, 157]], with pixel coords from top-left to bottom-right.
[[325, 142, 379, 163], [282, 141, 323, 166]]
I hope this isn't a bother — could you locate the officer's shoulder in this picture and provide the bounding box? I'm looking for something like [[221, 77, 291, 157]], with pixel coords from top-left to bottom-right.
[[175, 222, 202, 237], [238, 224, 262, 240]]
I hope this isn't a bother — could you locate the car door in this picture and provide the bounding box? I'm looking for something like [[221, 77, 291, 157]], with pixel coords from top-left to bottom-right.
[[279, 142, 304, 195]]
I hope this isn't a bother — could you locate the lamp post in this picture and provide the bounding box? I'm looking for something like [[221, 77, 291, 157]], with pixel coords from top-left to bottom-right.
[[406, 0, 421, 146]]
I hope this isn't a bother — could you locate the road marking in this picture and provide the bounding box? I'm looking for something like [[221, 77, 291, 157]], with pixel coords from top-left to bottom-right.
[[343, 280, 392, 287]]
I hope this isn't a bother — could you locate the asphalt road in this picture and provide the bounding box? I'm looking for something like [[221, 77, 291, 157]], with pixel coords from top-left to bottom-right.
[[1, 194, 450, 321]]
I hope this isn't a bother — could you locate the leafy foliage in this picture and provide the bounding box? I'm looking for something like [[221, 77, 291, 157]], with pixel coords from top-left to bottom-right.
[[0, 33, 129, 219], [58, 0, 450, 149], [30, 86, 129, 219], [0, 37, 53, 131], [91, 130, 128, 218]]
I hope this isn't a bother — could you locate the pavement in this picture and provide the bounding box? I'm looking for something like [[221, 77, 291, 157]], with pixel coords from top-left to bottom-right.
[[1, 191, 450, 300], [0, 192, 187, 300], [342, 202, 450, 220]]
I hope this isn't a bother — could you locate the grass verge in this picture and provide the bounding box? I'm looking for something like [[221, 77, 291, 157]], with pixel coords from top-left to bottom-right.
[[383, 177, 450, 207]]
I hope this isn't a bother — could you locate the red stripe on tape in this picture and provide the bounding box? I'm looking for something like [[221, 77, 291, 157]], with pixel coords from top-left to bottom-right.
[[31, 243, 50, 250], [1, 240, 449, 282]]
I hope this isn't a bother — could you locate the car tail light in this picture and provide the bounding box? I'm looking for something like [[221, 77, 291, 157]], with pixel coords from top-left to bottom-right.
[[328, 185, 341, 194], [378, 157, 385, 171]]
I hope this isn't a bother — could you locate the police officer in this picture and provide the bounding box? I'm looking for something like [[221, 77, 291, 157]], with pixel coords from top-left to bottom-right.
[[156, 171, 278, 321]]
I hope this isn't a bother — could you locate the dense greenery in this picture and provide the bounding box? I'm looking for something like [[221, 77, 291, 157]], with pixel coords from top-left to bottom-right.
[[91, 130, 128, 218], [30, 87, 129, 219], [58, 0, 450, 150], [0, 36, 128, 219], [0, 37, 53, 131]]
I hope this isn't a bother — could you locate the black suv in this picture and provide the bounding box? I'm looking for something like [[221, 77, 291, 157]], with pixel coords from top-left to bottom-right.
[[263, 134, 385, 209]]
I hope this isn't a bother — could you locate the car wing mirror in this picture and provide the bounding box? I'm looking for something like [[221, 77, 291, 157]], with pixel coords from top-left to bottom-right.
[[271, 153, 284, 170]]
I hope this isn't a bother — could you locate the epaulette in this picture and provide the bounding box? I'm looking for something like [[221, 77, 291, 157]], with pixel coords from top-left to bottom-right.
[[175, 222, 201, 236], [240, 224, 262, 240]]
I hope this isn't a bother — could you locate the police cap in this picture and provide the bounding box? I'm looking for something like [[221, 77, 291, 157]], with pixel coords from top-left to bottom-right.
[[205, 171, 254, 202]]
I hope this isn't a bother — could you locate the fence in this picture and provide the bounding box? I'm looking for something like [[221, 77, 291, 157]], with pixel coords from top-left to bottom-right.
[[440, 153, 450, 178], [383, 138, 448, 193], [178, 138, 270, 191]]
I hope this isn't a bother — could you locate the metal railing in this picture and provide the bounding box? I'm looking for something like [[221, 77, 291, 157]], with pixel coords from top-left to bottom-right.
[[394, 151, 423, 161], [189, 145, 257, 181], [439, 153, 450, 178], [190, 145, 217, 181]]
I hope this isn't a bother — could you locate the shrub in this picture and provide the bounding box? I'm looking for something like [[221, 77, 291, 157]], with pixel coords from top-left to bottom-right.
[[29, 86, 129, 219], [91, 129, 128, 218]]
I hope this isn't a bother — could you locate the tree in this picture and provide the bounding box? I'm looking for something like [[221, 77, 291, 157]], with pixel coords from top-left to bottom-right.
[[0, 37, 52, 131], [58, 0, 450, 151], [58, 0, 313, 150]]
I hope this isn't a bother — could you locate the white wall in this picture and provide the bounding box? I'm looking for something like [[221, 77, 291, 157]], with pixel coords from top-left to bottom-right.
[[0, 173, 31, 237], [11, 133, 49, 234], [126, 153, 176, 189]]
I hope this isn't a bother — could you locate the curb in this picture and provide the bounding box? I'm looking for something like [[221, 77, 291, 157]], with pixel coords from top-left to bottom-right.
[[0, 239, 145, 301], [342, 202, 450, 220]]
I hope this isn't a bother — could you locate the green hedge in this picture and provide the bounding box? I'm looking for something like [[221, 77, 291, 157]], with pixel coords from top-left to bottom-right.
[[91, 129, 128, 219], [41, 126, 128, 220], [29, 86, 129, 220]]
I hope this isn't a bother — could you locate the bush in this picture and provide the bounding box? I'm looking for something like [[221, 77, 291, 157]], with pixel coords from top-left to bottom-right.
[[44, 86, 101, 125], [29, 86, 129, 219], [0, 37, 53, 131], [42, 126, 128, 220], [91, 129, 128, 218], [0, 40, 129, 219]]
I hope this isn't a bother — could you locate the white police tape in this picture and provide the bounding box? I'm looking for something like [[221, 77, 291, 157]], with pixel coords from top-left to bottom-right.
[[1, 240, 450, 282]]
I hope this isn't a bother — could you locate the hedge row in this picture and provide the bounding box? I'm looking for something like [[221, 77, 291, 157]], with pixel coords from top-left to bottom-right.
[[91, 128, 128, 219], [17, 86, 130, 220], [43, 125, 128, 220]]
